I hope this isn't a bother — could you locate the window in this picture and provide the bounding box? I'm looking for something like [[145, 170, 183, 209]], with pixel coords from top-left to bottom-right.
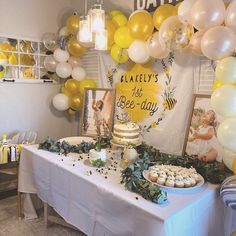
[[0, 37, 56, 83]]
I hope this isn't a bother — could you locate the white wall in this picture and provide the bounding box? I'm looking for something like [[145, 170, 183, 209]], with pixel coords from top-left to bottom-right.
[[0, 0, 82, 142], [0, 0, 83, 40]]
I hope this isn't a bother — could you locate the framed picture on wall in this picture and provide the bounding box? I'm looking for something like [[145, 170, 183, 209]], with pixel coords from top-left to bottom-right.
[[81, 88, 116, 137], [183, 94, 223, 163]]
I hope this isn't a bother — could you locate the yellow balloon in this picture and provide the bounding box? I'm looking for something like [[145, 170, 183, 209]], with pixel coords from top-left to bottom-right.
[[20, 54, 35, 66], [69, 94, 82, 111], [60, 85, 71, 97], [67, 37, 87, 57], [68, 108, 77, 115], [223, 149, 236, 174], [114, 26, 134, 48], [0, 52, 8, 65], [78, 79, 97, 95], [174, 2, 182, 14], [8, 53, 18, 65], [111, 44, 129, 64], [66, 15, 80, 35], [153, 4, 176, 30], [128, 11, 154, 40], [65, 79, 80, 95], [105, 20, 118, 50], [0, 43, 16, 57], [215, 57, 236, 84], [109, 10, 123, 19], [212, 79, 224, 91], [112, 14, 128, 27]]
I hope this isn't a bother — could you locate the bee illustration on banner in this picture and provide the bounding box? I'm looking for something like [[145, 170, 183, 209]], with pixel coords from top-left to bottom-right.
[[106, 67, 118, 87], [163, 97, 177, 111]]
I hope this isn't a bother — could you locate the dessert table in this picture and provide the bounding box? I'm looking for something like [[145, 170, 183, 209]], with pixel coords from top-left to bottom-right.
[[18, 144, 228, 236]]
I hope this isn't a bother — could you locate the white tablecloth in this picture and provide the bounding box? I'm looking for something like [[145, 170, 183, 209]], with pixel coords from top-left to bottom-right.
[[18, 145, 232, 236]]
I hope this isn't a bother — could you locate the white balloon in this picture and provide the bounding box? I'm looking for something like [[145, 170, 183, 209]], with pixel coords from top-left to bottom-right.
[[222, 148, 236, 172], [71, 67, 87, 81], [178, 0, 197, 23], [215, 57, 236, 84], [225, 0, 236, 32], [68, 56, 82, 68], [217, 118, 236, 152], [128, 40, 150, 64], [59, 26, 69, 36], [52, 93, 69, 111], [211, 85, 236, 117], [56, 62, 72, 78], [53, 48, 69, 62]]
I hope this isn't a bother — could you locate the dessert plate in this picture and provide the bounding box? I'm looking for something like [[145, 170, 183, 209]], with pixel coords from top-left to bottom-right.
[[59, 136, 95, 145], [142, 170, 205, 194]]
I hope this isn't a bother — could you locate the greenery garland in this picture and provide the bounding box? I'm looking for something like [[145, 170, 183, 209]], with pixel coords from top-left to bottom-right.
[[39, 138, 227, 205]]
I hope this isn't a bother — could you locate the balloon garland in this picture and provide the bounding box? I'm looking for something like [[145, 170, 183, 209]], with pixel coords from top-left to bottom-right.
[[43, 1, 236, 171], [108, 0, 236, 174], [42, 13, 97, 116]]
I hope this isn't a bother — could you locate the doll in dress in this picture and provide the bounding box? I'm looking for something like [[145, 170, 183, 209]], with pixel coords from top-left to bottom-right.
[[186, 110, 222, 162]]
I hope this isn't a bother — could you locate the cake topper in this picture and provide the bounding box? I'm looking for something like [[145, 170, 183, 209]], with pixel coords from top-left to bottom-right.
[[116, 113, 130, 124]]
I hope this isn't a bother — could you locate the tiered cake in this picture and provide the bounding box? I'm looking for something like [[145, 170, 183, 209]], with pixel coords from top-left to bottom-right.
[[112, 122, 140, 145]]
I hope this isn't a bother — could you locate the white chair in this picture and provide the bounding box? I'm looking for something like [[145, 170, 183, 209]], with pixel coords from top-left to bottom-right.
[[9, 131, 37, 145]]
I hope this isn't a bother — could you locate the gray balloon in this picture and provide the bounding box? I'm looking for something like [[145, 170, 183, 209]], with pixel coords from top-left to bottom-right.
[[44, 55, 58, 72]]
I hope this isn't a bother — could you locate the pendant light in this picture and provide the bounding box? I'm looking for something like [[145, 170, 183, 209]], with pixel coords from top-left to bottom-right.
[[78, 0, 92, 43], [90, 0, 105, 33]]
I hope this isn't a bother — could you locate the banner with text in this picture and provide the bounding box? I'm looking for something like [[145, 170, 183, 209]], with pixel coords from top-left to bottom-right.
[[134, 0, 183, 12], [98, 51, 196, 154]]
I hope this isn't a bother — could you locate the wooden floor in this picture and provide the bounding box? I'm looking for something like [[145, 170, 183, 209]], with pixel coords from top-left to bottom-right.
[[0, 196, 85, 236]]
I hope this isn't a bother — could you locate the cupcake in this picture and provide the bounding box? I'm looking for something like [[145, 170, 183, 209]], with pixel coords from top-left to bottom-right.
[[165, 178, 175, 187], [183, 178, 192, 188], [175, 175, 184, 181], [191, 173, 200, 183], [157, 176, 166, 185], [149, 170, 159, 182], [189, 177, 196, 187], [175, 180, 184, 188]]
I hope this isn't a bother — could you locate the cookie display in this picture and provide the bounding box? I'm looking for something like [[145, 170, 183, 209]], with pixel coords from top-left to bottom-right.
[[147, 164, 201, 188]]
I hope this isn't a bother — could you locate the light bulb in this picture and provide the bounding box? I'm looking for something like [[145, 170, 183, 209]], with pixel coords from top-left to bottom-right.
[[95, 29, 108, 50], [78, 16, 92, 43], [90, 4, 105, 33]]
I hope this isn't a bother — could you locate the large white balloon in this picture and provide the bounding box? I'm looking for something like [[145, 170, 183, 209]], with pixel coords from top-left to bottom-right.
[[72, 67, 87, 81], [217, 118, 236, 152], [190, 0, 226, 31], [56, 62, 72, 78], [225, 0, 236, 33], [52, 93, 69, 111], [128, 40, 150, 64], [53, 48, 69, 62], [215, 57, 236, 84], [201, 26, 236, 60], [211, 85, 236, 117], [178, 0, 197, 23]]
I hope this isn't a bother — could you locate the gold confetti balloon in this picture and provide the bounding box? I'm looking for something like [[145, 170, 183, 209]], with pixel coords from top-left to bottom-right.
[[159, 16, 193, 51]]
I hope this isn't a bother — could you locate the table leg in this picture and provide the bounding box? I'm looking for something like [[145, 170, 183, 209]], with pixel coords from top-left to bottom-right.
[[44, 202, 49, 226], [17, 191, 22, 219]]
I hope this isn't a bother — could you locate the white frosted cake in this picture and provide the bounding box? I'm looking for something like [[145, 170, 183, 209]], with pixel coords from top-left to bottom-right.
[[112, 122, 140, 145]]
